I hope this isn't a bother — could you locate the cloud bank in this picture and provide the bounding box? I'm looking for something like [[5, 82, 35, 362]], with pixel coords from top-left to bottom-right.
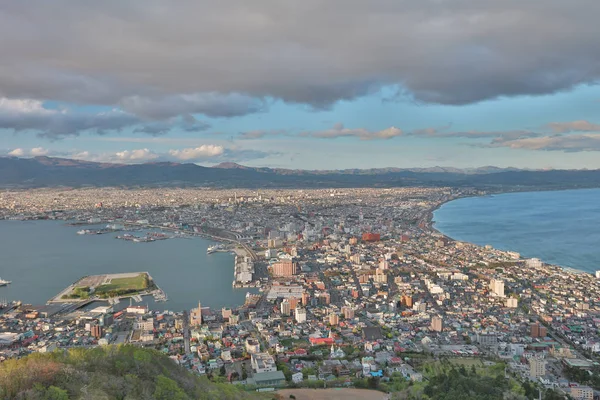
[[1, 0, 599, 117]]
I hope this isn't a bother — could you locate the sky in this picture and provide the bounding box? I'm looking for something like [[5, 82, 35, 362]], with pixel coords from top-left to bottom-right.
[[2, 1, 600, 170]]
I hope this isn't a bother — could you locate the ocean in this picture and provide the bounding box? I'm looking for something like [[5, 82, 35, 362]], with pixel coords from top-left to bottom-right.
[[0, 220, 257, 311], [433, 188, 600, 274]]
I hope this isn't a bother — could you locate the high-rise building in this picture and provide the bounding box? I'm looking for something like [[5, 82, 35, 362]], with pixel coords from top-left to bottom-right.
[[342, 306, 355, 319], [289, 296, 299, 310], [280, 300, 291, 316], [529, 357, 546, 378], [489, 279, 505, 297], [295, 307, 307, 323], [222, 307, 232, 320], [301, 292, 310, 305], [506, 297, 518, 308], [329, 313, 339, 326], [430, 316, 443, 332], [271, 260, 298, 277], [530, 323, 547, 338], [401, 295, 413, 308], [91, 324, 103, 339]]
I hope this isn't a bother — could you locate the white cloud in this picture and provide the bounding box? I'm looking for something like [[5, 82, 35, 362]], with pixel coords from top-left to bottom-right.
[[8, 148, 25, 157], [546, 120, 600, 133], [303, 123, 403, 140], [0, 98, 56, 115], [7, 147, 49, 157], [114, 148, 159, 162], [30, 147, 50, 156], [168, 145, 225, 161]]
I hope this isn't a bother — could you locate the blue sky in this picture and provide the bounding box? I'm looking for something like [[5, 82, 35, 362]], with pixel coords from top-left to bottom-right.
[[2, 1, 600, 170]]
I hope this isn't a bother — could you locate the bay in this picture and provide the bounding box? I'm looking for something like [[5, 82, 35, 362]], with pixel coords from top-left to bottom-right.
[[433, 188, 600, 274], [0, 220, 256, 311]]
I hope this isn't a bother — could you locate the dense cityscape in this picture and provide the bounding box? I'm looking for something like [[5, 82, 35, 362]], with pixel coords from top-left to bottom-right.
[[1, 186, 599, 399]]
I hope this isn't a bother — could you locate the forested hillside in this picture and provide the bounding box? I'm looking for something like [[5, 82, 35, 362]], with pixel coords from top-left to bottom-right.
[[0, 345, 265, 400]]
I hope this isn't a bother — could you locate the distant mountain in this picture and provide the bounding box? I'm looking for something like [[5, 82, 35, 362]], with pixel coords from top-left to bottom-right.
[[1, 156, 600, 190]]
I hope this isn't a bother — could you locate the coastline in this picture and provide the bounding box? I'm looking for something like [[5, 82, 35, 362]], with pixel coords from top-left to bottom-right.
[[425, 188, 598, 276]]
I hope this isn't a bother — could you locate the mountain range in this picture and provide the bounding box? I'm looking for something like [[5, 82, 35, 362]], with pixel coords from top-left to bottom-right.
[[2, 156, 600, 190]]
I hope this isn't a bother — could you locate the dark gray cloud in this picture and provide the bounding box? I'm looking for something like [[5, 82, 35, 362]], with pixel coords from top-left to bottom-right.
[[133, 117, 211, 136], [1, 0, 599, 112], [119, 94, 266, 119], [0, 98, 212, 139], [0, 99, 139, 139]]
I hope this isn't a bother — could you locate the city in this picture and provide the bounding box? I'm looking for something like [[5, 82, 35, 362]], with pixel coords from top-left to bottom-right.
[[1, 186, 599, 398]]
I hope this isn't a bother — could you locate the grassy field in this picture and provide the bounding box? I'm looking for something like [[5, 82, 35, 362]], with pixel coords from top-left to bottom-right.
[[95, 274, 149, 294]]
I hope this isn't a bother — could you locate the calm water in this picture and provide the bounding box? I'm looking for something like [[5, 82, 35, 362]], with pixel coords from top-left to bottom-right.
[[433, 188, 600, 274], [0, 220, 256, 311]]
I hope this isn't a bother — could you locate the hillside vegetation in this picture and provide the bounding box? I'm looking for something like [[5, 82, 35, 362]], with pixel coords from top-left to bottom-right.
[[0, 345, 265, 400]]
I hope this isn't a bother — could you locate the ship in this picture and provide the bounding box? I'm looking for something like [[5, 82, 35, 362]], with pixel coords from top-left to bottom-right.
[[0, 278, 12, 287], [207, 244, 224, 254]]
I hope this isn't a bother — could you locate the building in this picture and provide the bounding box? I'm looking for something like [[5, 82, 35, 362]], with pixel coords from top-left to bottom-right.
[[401, 295, 413, 308], [527, 258, 543, 268], [379, 259, 389, 270], [280, 300, 291, 316], [190, 301, 203, 326], [134, 317, 154, 331], [301, 292, 310, 305], [222, 307, 232, 320], [343, 306, 355, 319], [477, 332, 498, 348], [251, 352, 276, 374], [529, 357, 546, 378], [246, 370, 286, 387], [571, 386, 594, 400], [506, 297, 518, 308], [531, 323, 547, 338], [295, 307, 307, 323], [90, 324, 103, 339], [489, 279, 505, 297], [245, 338, 261, 354], [362, 232, 380, 242], [430, 316, 443, 332], [271, 260, 297, 277], [289, 296, 299, 310], [329, 313, 339, 326]]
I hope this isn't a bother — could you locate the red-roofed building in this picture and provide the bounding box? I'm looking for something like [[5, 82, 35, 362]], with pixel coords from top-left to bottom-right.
[[309, 337, 335, 345]]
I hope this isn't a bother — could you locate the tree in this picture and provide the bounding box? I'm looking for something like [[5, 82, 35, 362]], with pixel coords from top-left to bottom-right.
[[154, 375, 187, 400], [43, 386, 69, 400]]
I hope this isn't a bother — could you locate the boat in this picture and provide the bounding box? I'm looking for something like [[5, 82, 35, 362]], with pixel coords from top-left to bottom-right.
[[0, 278, 12, 287], [77, 230, 87, 235], [207, 244, 224, 254]]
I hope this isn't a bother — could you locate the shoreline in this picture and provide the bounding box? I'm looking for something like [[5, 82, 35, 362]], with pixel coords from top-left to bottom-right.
[[425, 188, 598, 276]]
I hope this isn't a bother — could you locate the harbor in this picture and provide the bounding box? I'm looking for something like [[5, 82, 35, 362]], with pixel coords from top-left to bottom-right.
[[0, 220, 258, 311]]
